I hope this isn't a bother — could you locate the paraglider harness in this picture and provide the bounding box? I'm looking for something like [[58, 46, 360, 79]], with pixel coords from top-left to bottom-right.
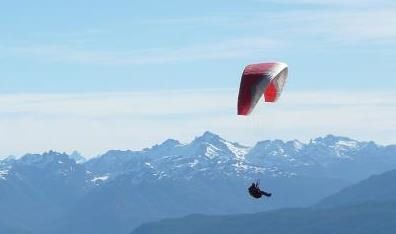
[[248, 180, 272, 199]]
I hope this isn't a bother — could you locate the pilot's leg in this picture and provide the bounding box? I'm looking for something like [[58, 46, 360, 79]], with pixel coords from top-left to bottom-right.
[[261, 191, 272, 197]]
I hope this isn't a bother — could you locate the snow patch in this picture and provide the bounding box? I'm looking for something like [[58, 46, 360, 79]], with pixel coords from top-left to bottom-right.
[[224, 141, 249, 160], [337, 140, 358, 148], [332, 140, 359, 158], [91, 175, 109, 183], [205, 144, 220, 159], [0, 170, 8, 180], [189, 159, 199, 167], [293, 141, 304, 151]]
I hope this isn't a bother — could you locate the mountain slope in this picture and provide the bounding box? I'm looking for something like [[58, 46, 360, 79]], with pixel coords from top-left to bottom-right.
[[132, 201, 396, 234], [0, 151, 92, 232], [317, 169, 396, 208]]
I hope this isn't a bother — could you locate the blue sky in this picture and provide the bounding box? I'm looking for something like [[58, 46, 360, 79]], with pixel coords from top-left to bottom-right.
[[0, 0, 395, 157]]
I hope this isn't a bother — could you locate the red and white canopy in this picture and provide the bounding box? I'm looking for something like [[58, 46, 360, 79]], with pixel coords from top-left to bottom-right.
[[237, 62, 288, 115]]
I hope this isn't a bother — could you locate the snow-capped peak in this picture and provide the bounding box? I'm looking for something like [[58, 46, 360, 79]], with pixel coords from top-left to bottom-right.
[[287, 140, 304, 151], [69, 151, 86, 164], [252, 139, 303, 156], [20, 151, 70, 165], [162, 139, 181, 146], [189, 131, 250, 161], [192, 131, 224, 144], [308, 135, 362, 158], [310, 135, 358, 147], [149, 139, 182, 152]]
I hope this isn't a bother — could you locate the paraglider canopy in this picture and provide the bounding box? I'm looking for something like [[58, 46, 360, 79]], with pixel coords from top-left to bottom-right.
[[237, 62, 288, 115]]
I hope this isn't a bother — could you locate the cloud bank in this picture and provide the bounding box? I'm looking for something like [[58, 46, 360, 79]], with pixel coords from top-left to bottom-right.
[[0, 90, 394, 158]]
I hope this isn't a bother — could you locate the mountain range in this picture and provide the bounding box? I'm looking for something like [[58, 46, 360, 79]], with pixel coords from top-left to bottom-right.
[[0, 132, 395, 234]]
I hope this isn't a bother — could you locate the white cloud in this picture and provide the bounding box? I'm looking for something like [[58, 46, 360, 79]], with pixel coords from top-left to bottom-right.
[[141, 7, 396, 44], [1, 37, 280, 65], [0, 90, 395, 158], [255, 9, 396, 43], [289, 9, 396, 43]]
